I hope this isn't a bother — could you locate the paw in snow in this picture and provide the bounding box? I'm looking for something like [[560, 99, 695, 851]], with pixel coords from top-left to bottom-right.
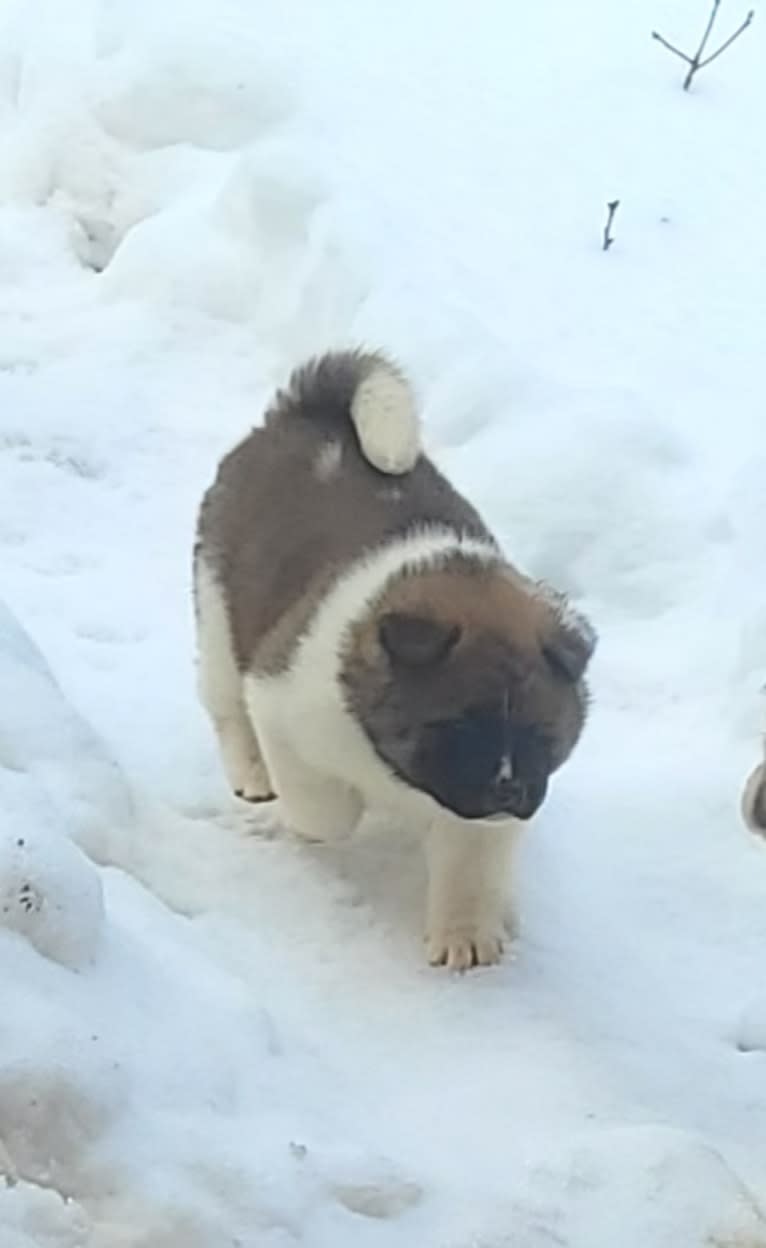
[[229, 758, 275, 805], [426, 915, 507, 971], [235, 781, 276, 804], [216, 715, 275, 802], [0, 825, 104, 970]]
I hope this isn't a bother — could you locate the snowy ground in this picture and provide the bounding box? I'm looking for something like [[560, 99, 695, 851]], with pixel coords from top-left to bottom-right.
[[1, 0, 765, 1243]]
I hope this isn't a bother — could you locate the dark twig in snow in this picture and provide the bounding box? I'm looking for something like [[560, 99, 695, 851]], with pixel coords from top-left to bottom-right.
[[651, 32, 694, 65], [695, 0, 728, 65], [697, 8, 755, 70], [652, 0, 755, 91], [603, 200, 620, 251]]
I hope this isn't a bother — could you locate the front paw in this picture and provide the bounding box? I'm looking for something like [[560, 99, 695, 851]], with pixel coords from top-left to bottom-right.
[[232, 758, 275, 804], [426, 914, 508, 971]]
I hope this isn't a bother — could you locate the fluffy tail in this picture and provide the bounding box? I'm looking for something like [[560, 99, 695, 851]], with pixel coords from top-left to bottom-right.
[[271, 349, 422, 475]]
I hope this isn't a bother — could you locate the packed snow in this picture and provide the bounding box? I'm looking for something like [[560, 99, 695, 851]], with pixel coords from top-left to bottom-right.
[[1, 0, 765, 1243]]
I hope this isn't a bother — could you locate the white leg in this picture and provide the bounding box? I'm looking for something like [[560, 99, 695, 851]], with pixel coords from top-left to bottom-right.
[[258, 733, 363, 843], [194, 556, 273, 801], [213, 713, 273, 802], [425, 818, 517, 971]]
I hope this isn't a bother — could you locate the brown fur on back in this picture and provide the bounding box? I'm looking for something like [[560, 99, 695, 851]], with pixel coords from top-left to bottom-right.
[[196, 352, 492, 674]]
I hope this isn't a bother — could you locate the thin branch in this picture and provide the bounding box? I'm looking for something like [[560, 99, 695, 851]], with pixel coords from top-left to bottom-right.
[[698, 8, 755, 66], [695, 0, 723, 63], [651, 0, 756, 91], [603, 200, 620, 252], [651, 31, 693, 64]]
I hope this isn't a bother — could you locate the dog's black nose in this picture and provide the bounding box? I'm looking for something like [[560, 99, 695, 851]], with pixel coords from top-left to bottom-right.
[[494, 771, 518, 797], [494, 772, 547, 819]]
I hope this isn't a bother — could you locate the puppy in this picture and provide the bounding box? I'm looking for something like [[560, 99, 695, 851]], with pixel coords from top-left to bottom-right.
[[194, 350, 596, 969]]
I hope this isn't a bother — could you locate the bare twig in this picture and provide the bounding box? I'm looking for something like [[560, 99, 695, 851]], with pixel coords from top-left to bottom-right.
[[652, 0, 755, 91], [695, 0, 724, 63], [698, 8, 755, 67], [603, 200, 620, 251], [651, 32, 693, 64]]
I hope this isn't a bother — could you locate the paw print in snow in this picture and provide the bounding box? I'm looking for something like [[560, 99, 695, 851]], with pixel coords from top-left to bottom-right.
[[18, 882, 43, 915], [0, 825, 104, 969]]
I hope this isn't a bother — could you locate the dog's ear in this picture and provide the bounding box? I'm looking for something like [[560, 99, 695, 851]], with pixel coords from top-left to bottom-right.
[[378, 613, 461, 667], [537, 586, 597, 682]]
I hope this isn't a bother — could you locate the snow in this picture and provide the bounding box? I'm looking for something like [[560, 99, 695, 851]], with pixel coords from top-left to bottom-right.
[[0, 0, 765, 1243], [0, 809, 105, 970], [0, 599, 133, 866]]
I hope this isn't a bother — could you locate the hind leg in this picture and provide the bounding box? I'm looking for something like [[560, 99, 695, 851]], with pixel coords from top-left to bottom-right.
[[194, 555, 274, 802]]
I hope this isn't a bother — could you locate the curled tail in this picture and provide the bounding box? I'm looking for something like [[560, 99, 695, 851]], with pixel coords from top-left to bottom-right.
[[270, 349, 422, 475]]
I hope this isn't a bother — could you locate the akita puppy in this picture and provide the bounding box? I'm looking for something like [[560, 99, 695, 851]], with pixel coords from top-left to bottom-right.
[[194, 350, 596, 969]]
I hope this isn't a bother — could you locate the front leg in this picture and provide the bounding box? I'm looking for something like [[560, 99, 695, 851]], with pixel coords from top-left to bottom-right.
[[259, 733, 363, 844], [425, 817, 518, 971]]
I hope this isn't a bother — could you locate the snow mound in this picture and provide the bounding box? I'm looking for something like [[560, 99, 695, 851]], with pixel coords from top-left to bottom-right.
[[103, 138, 370, 353], [91, 34, 292, 154], [0, 858, 423, 1246], [0, 815, 104, 968], [0, 0, 369, 342], [0, 1181, 90, 1248], [0, 1050, 124, 1193], [0, 599, 133, 864], [497, 1125, 766, 1248]]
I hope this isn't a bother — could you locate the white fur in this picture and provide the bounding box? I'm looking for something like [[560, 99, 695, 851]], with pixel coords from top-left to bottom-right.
[[314, 439, 343, 482], [243, 527, 516, 967], [425, 819, 516, 969], [256, 732, 363, 843], [350, 366, 421, 475], [194, 556, 273, 801], [497, 753, 513, 783]]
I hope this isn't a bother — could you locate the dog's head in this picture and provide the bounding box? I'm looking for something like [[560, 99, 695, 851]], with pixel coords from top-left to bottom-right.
[[341, 560, 595, 822]]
